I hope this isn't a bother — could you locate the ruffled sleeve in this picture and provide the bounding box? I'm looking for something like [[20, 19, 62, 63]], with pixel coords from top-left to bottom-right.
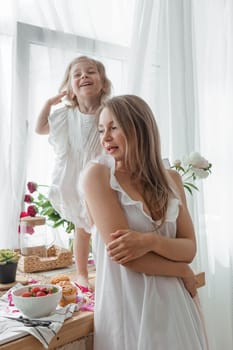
[[48, 107, 69, 155]]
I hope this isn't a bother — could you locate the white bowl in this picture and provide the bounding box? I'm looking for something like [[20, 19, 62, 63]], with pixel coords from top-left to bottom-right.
[[12, 283, 62, 318]]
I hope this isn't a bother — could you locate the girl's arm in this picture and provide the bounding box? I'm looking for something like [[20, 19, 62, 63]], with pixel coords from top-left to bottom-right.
[[35, 92, 66, 134], [107, 170, 196, 263]]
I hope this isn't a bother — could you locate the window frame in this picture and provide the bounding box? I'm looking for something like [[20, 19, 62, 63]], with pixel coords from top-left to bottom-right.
[[16, 21, 129, 125]]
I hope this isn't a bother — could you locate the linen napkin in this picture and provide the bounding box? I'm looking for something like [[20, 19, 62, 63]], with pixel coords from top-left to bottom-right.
[[0, 283, 78, 348]]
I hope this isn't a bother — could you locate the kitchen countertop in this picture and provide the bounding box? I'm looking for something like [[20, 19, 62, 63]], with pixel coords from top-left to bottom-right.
[[0, 310, 93, 350], [0, 264, 95, 349], [0, 262, 205, 349]]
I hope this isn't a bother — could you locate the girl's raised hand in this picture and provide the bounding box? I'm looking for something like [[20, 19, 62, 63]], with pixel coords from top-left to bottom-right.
[[48, 91, 67, 106]]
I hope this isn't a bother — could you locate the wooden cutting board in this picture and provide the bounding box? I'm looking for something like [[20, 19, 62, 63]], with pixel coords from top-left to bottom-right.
[[0, 275, 28, 291]]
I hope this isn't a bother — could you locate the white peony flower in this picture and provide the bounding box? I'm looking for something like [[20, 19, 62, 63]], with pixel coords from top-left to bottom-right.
[[171, 151, 212, 194], [186, 152, 209, 169], [191, 167, 209, 179], [173, 159, 182, 167]]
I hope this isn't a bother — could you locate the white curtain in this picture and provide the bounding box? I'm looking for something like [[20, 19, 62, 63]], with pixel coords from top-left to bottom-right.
[[127, 0, 197, 159], [0, 0, 135, 248], [193, 1, 233, 348], [127, 0, 233, 349], [1, 0, 232, 348]]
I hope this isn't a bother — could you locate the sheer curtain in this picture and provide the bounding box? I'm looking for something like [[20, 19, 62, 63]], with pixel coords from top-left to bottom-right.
[[0, 0, 134, 248], [193, 1, 233, 348], [1, 0, 232, 348], [127, 0, 233, 349], [127, 0, 197, 159]]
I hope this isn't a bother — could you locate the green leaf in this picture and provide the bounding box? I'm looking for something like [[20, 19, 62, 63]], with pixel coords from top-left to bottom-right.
[[40, 200, 52, 209], [179, 166, 185, 172], [0, 249, 19, 263], [23, 183, 75, 233], [53, 219, 65, 228], [66, 222, 75, 233], [184, 182, 199, 191], [47, 213, 61, 220], [183, 184, 193, 195], [37, 193, 48, 200], [42, 207, 55, 216]]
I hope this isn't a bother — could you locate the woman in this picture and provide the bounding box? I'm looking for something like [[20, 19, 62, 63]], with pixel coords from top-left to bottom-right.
[[80, 95, 209, 349]]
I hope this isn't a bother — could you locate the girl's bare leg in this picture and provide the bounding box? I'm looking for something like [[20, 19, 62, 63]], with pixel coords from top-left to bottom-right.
[[74, 227, 93, 289]]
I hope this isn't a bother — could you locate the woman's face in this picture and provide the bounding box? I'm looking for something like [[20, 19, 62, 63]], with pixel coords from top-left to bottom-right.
[[98, 107, 127, 163], [70, 60, 103, 99]]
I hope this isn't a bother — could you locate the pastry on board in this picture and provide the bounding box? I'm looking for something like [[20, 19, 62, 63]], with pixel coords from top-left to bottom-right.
[[49, 274, 77, 306], [59, 282, 77, 306], [49, 274, 70, 285]]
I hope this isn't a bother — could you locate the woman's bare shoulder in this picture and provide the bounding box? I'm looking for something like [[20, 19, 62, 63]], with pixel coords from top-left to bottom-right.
[[82, 162, 110, 189], [167, 168, 183, 186], [167, 169, 186, 204]]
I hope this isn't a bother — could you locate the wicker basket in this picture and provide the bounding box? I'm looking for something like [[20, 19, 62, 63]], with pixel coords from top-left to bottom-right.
[[18, 245, 73, 273]]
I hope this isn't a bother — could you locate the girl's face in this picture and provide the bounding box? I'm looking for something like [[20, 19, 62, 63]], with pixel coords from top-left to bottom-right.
[[98, 107, 127, 163], [70, 60, 103, 99]]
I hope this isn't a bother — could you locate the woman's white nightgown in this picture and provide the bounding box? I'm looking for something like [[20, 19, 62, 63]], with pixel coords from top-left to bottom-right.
[[80, 155, 209, 350], [48, 106, 102, 227]]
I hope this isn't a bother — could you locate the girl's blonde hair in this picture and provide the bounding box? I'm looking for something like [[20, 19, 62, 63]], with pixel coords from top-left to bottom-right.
[[59, 56, 112, 108], [98, 95, 176, 226]]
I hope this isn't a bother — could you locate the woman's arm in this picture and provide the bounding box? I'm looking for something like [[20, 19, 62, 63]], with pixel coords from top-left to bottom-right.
[[167, 169, 197, 261], [82, 163, 198, 297], [82, 163, 195, 277], [154, 170, 196, 262], [82, 163, 129, 242], [107, 170, 196, 263], [125, 254, 197, 297], [35, 92, 66, 134]]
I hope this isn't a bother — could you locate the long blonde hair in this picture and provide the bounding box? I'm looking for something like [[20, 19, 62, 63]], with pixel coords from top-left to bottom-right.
[[59, 56, 112, 108], [98, 95, 175, 225]]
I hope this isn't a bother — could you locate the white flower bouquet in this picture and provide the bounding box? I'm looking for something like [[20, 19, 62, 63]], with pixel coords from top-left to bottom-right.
[[171, 152, 212, 194]]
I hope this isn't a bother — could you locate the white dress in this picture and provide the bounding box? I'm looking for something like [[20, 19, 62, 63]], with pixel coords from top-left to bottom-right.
[[48, 106, 102, 227], [80, 155, 209, 350]]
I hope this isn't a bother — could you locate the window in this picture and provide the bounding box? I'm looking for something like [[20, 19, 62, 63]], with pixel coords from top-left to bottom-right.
[[16, 22, 129, 185]]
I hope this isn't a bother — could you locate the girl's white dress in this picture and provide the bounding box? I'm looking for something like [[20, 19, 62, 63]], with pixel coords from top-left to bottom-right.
[[80, 155, 209, 350], [48, 106, 102, 227]]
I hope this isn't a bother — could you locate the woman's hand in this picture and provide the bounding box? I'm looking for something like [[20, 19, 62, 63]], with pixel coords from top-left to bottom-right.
[[107, 230, 151, 264]]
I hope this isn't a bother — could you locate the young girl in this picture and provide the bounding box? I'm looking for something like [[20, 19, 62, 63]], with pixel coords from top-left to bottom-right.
[[35, 56, 112, 286], [80, 95, 209, 349]]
